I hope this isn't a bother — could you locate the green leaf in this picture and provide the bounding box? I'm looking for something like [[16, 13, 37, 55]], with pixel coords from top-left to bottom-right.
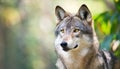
[[114, 0, 120, 12], [100, 35, 113, 50], [110, 11, 118, 23], [95, 12, 108, 21], [101, 22, 111, 35]]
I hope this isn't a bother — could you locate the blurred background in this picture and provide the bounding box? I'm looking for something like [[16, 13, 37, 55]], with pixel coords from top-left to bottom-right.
[[0, 0, 120, 69]]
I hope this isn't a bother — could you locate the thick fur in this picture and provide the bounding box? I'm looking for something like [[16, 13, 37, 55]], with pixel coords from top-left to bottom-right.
[[54, 4, 120, 69]]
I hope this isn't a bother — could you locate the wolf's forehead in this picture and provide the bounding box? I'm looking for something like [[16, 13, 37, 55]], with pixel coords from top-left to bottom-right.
[[60, 16, 82, 28]]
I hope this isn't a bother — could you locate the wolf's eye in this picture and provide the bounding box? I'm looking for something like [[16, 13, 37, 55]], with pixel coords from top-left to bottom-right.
[[73, 29, 79, 33], [60, 29, 64, 33]]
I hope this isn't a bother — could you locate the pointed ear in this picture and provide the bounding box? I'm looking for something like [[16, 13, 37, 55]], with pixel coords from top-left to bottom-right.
[[55, 6, 66, 21], [77, 4, 92, 24]]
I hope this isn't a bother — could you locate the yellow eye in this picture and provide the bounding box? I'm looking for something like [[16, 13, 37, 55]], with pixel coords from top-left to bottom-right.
[[60, 29, 64, 33], [73, 29, 79, 33]]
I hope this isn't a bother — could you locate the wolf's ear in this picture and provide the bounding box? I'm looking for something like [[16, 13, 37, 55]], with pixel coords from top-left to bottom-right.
[[77, 4, 92, 24], [55, 6, 66, 21]]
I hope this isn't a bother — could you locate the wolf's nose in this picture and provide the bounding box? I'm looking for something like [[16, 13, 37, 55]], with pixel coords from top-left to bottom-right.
[[60, 42, 68, 47]]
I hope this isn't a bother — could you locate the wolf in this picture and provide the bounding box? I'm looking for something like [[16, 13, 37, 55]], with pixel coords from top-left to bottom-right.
[[54, 4, 120, 69]]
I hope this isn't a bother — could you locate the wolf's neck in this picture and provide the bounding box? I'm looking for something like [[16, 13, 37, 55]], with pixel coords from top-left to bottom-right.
[[61, 46, 97, 69]]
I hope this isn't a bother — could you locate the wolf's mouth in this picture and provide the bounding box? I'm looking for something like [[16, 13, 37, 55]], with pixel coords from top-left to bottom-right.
[[62, 44, 78, 51], [74, 44, 78, 49], [62, 46, 70, 51]]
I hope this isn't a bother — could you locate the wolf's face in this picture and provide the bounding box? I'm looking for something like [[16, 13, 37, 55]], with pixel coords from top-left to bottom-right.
[[55, 5, 94, 52]]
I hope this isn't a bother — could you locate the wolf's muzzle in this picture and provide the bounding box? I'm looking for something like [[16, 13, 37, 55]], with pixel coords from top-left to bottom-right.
[[60, 41, 78, 51]]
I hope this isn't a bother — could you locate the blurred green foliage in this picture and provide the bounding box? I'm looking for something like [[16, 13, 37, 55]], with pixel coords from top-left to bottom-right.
[[94, 0, 120, 58]]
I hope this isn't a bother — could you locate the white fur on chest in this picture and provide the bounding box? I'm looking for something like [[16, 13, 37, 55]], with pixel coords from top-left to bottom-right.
[[79, 48, 89, 57]]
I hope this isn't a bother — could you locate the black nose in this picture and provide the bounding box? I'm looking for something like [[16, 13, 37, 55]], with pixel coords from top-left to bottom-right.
[[60, 41, 68, 47], [60, 42, 69, 51]]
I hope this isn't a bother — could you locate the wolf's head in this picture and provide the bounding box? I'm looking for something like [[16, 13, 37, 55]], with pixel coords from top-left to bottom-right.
[[55, 4, 94, 52]]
